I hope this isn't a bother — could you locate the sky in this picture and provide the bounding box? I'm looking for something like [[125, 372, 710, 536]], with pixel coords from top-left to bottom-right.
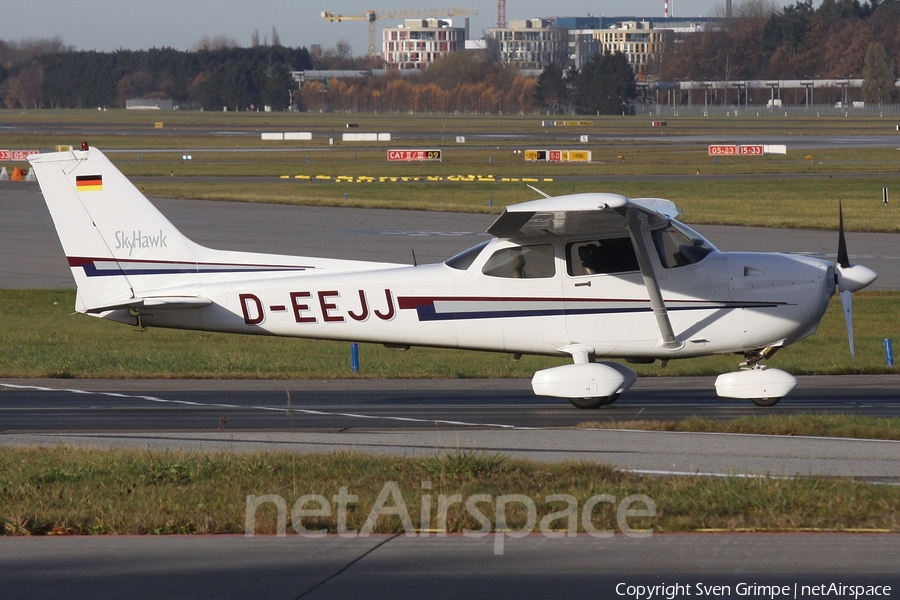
[[2, 0, 794, 55]]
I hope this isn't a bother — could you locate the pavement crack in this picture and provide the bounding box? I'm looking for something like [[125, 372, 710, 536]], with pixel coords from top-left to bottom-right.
[[292, 533, 401, 599]]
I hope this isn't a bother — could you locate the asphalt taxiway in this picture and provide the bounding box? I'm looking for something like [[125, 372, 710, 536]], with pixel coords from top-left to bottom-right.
[[2, 534, 898, 600], [2, 375, 900, 430], [2, 376, 900, 478]]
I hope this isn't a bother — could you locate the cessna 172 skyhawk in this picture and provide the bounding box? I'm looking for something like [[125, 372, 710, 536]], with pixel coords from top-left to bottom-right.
[[28, 145, 877, 408]]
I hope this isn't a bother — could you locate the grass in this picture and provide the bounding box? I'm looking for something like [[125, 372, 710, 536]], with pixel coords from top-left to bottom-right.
[[0, 290, 897, 379], [1, 447, 897, 536], [135, 177, 900, 231], [110, 146, 900, 178], [0, 290, 561, 379], [9, 109, 900, 230], [580, 414, 900, 440]]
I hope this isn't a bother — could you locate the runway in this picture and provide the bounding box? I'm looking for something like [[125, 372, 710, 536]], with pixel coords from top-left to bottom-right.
[[2, 375, 900, 431], [2, 376, 900, 478], [6, 115, 900, 149]]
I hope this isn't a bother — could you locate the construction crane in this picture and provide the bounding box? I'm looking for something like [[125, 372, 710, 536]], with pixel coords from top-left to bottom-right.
[[321, 7, 478, 56]]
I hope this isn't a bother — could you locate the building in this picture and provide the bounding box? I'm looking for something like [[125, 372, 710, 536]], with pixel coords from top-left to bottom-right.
[[382, 19, 467, 70], [493, 15, 717, 73], [595, 21, 666, 75], [486, 19, 569, 70], [568, 31, 602, 69], [125, 98, 175, 110]]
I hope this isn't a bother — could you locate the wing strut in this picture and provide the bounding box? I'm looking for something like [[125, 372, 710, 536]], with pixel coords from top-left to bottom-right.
[[626, 207, 684, 351]]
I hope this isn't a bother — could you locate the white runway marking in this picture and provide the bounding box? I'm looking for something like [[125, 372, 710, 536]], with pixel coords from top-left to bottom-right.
[[0, 383, 536, 430]]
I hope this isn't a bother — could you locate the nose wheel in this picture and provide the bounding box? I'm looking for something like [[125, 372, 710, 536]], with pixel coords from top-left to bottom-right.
[[750, 397, 780, 407], [569, 393, 621, 409], [715, 364, 796, 405]]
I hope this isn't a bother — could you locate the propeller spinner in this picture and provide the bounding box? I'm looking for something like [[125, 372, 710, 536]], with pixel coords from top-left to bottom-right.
[[834, 203, 878, 362]]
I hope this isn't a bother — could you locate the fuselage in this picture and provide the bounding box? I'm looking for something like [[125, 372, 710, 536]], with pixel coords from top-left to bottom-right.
[[104, 225, 835, 362]]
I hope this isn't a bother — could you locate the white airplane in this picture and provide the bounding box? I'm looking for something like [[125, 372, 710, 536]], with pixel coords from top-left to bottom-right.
[[28, 145, 877, 408]]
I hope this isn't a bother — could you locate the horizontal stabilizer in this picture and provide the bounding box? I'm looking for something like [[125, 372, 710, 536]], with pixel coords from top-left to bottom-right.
[[86, 296, 212, 314]]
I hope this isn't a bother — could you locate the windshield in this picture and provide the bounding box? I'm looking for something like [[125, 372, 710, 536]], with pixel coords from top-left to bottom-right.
[[652, 220, 715, 269], [444, 240, 490, 270]]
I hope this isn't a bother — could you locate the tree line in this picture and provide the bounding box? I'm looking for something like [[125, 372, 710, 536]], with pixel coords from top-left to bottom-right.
[[0, 35, 632, 115], [2, 0, 898, 113], [300, 52, 540, 114], [0, 39, 310, 110], [0, 36, 628, 115], [657, 0, 899, 103]]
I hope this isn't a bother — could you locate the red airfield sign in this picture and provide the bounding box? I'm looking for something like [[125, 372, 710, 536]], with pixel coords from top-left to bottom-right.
[[709, 145, 767, 156], [11, 150, 40, 161], [708, 145, 736, 156], [387, 149, 442, 162]]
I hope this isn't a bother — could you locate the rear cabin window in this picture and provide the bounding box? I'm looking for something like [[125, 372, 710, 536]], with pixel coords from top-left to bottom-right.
[[482, 245, 555, 279], [566, 238, 640, 276]]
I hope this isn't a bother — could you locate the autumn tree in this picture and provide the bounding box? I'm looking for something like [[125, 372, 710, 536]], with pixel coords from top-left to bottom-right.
[[862, 41, 896, 104], [505, 76, 537, 114], [1, 61, 43, 108], [116, 70, 156, 106], [422, 50, 492, 89]]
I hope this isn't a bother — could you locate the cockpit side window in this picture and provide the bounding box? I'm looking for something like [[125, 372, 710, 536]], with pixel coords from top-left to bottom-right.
[[482, 244, 555, 279], [445, 240, 490, 270], [566, 237, 640, 276], [651, 221, 714, 269]]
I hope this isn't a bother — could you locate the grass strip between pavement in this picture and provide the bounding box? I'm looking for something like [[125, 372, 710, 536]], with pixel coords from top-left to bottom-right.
[[1, 447, 897, 536], [579, 414, 900, 440]]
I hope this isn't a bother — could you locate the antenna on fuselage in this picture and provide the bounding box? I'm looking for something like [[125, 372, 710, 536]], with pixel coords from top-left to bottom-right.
[[411, 249, 418, 267]]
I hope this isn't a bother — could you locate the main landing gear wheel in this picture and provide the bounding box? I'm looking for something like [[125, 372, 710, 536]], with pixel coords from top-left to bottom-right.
[[751, 397, 780, 407], [569, 393, 620, 409]]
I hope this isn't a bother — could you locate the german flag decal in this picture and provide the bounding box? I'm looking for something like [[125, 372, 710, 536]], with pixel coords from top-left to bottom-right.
[[76, 174, 102, 192]]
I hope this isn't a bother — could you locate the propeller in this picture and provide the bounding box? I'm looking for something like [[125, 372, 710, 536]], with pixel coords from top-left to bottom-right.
[[834, 202, 877, 363]]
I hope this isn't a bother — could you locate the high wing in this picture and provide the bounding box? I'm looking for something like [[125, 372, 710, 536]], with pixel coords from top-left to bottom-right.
[[486, 194, 679, 238]]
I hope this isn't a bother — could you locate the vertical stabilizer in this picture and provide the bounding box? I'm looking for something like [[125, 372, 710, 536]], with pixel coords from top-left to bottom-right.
[[28, 147, 200, 312]]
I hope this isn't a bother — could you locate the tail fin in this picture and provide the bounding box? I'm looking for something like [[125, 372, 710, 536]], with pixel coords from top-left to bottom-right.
[[29, 147, 203, 312], [30, 146, 394, 314]]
